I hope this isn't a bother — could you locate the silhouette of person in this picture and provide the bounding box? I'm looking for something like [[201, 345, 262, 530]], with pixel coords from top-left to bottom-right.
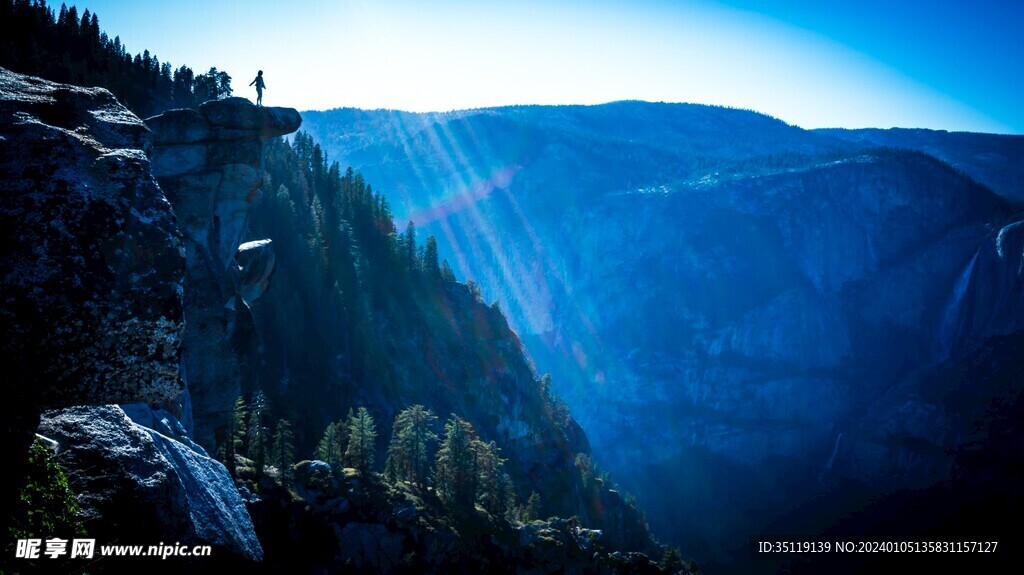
[[249, 70, 266, 106]]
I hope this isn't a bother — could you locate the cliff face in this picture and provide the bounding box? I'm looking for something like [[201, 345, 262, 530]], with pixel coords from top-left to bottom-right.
[[0, 68, 302, 569], [146, 98, 301, 450], [0, 66, 184, 532], [552, 151, 1019, 521], [0, 67, 184, 412], [300, 102, 1024, 569]]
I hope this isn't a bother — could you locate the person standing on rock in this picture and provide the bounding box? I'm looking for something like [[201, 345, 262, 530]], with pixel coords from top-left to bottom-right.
[[249, 70, 266, 106]]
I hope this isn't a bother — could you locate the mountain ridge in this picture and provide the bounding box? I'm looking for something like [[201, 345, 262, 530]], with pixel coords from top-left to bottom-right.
[[300, 101, 1024, 572]]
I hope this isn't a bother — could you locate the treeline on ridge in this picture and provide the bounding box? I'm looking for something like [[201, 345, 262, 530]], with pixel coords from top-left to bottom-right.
[[0, 0, 232, 117]]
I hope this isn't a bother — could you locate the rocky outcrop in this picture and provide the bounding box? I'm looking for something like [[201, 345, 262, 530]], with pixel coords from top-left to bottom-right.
[[0, 67, 185, 530], [38, 406, 262, 565], [0, 67, 291, 569], [146, 98, 300, 450], [237, 239, 276, 305]]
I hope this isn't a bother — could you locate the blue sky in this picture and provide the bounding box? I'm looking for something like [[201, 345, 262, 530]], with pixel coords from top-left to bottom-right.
[[78, 0, 1022, 133]]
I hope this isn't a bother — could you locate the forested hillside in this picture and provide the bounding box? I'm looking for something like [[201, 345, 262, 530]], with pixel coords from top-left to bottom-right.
[[239, 131, 658, 556]]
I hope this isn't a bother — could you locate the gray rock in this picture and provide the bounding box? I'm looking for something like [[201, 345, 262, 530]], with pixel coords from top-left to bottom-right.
[[395, 505, 417, 524], [149, 142, 208, 177], [146, 98, 300, 451], [199, 97, 303, 137], [0, 66, 184, 409], [292, 459, 341, 501], [237, 239, 276, 304], [145, 108, 214, 145], [120, 403, 207, 455], [38, 405, 262, 561], [0, 67, 185, 526]]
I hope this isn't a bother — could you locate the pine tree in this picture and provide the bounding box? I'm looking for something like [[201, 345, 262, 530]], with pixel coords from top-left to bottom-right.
[[65, 5, 78, 38], [402, 221, 418, 271], [314, 420, 345, 471], [474, 439, 512, 517], [660, 547, 685, 574], [467, 280, 483, 302], [424, 235, 441, 282], [344, 407, 377, 475], [221, 395, 247, 477], [575, 453, 597, 492], [434, 415, 479, 512], [232, 396, 249, 457], [385, 405, 438, 488], [539, 373, 569, 428], [247, 391, 268, 477], [270, 419, 296, 486], [440, 259, 456, 283], [523, 491, 542, 522]]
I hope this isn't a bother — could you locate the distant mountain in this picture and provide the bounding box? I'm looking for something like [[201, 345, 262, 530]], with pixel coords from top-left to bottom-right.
[[819, 127, 1024, 203], [302, 102, 1024, 572]]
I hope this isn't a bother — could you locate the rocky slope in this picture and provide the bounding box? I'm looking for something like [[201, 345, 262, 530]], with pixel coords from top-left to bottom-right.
[[247, 459, 663, 575], [301, 102, 1024, 570]]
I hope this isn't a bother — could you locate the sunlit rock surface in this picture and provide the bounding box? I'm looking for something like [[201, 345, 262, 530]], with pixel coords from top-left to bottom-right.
[[39, 405, 262, 563], [236, 239, 275, 305]]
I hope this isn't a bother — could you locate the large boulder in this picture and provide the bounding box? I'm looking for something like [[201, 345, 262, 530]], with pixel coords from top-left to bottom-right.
[[237, 239, 276, 305], [38, 405, 263, 565], [146, 99, 299, 450]]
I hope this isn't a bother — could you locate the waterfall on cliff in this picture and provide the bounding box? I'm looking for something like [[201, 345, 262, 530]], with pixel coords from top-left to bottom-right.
[[937, 249, 980, 359]]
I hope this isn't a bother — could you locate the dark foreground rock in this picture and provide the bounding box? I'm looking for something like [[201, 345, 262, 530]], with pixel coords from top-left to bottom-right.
[[0, 66, 185, 534], [0, 67, 185, 407]]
